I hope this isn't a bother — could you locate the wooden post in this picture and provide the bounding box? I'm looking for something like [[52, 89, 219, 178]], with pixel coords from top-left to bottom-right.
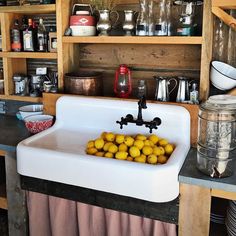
[[199, 0, 214, 101], [178, 184, 211, 236], [5, 151, 28, 236]]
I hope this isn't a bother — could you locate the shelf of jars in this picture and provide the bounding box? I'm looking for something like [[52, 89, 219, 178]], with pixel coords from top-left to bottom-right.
[[0, 94, 42, 102], [0, 51, 57, 59], [0, 4, 56, 14], [62, 36, 203, 45]]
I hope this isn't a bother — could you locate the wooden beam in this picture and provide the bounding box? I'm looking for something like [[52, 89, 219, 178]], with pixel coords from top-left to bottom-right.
[[212, 0, 236, 9], [211, 189, 236, 200], [228, 88, 236, 95], [200, 0, 213, 101], [178, 184, 211, 236], [212, 6, 236, 31]]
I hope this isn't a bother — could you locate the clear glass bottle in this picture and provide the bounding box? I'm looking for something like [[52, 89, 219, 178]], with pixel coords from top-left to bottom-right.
[[11, 19, 22, 52], [190, 82, 199, 104], [137, 79, 147, 98], [37, 18, 47, 52], [154, 0, 168, 36], [136, 0, 148, 36]]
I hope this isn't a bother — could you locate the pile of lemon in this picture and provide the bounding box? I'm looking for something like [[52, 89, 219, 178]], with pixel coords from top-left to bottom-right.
[[86, 132, 175, 165]]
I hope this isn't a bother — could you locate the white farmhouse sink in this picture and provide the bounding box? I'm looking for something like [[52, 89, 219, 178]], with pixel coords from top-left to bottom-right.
[[17, 96, 190, 203]]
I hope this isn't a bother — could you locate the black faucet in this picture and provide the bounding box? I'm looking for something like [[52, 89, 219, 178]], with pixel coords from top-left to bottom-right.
[[116, 96, 162, 133]]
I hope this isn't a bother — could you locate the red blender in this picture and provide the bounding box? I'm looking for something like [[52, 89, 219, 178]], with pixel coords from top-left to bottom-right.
[[114, 64, 132, 98]]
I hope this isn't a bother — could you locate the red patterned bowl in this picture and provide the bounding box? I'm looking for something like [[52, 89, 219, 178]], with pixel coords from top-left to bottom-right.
[[24, 115, 54, 134]]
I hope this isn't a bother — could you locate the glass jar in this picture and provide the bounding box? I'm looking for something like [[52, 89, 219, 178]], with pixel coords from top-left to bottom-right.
[[197, 95, 236, 178]]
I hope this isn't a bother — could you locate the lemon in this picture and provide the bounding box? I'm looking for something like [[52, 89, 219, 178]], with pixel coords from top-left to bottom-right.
[[87, 140, 95, 149], [147, 154, 158, 164], [103, 142, 113, 151], [134, 155, 146, 163], [127, 156, 133, 161], [100, 132, 108, 140], [119, 143, 128, 152], [86, 147, 98, 155], [115, 134, 125, 144], [133, 139, 144, 150], [105, 132, 116, 142], [153, 146, 162, 156], [142, 145, 153, 156], [159, 146, 165, 155], [165, 144, 174, 155], [124, 136, 134, 147], [129, 146, 141, 158], [94, 138, 105, 149], [135, 134, 147, 141], [157, 155, 168, 164], [95, 152, 105, 157], [104, 152, 114, 158], [148, 134, 159, 145], [108, 144, 118, 154], [144, 140, 154, 147], [159, 139, 169, 146], [115, 151, 128, 160]]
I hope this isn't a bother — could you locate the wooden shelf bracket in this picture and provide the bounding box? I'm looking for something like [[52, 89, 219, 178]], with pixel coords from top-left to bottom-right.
[[212, 0, 236, 31]]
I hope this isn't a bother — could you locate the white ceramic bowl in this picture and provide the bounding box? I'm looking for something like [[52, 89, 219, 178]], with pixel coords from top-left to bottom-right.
[[19, 104, 43, 120], [70, 25, 96, 36], [210, 61, 236, 90]]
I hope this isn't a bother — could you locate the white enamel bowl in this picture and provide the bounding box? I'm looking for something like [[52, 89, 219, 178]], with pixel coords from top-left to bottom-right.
[[210, 61, 236, 90]]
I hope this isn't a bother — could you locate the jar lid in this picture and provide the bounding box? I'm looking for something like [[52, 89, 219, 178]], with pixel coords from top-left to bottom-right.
[[201, 95, 236, 113]]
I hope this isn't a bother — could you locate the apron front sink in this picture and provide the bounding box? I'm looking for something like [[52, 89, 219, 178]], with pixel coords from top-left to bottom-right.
[[17, 96, 190, 203]]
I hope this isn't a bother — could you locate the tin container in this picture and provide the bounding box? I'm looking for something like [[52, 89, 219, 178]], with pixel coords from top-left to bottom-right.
[[64, 71, 103, 96], [197, 95, 236, 178]]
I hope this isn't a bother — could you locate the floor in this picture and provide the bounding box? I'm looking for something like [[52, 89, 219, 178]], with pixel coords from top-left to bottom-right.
[[0, 209, 8, 236]]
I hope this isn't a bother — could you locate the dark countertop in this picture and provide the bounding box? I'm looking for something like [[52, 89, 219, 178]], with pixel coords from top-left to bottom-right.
[[0, 114, 30, 152], [179, 148, 236, 193]]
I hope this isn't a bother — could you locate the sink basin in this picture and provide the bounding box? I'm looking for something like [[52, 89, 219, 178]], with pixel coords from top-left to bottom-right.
[[17, 96, 190, 203]]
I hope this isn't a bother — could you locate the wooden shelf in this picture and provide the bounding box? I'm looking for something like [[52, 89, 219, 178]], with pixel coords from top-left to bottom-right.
[[0, 183, 7, 210], [0, 95, 42, 103], [0, 51, 57, 59], [62, 36, 203, 45], [212, 0, 236, 9], [0, 4, 56, 14]]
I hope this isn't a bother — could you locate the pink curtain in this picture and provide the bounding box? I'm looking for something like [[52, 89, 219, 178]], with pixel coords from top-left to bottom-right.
[[27, 191, 177, 236]]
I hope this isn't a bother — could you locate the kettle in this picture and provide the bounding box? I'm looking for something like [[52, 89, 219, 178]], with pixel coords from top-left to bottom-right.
[[154, 76, 177, 102], [176, 77, 191, 102]]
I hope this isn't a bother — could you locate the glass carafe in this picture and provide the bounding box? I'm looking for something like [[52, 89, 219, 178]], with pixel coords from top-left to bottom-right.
[[154, 0, 168, 36], [136, 0, 148, 36]]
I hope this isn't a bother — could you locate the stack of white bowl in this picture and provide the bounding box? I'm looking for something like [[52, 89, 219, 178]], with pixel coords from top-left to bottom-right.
[[17, 104, 43, 120]]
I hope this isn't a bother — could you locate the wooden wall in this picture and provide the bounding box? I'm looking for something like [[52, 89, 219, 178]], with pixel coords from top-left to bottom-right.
[[79, 44, 201, 100]]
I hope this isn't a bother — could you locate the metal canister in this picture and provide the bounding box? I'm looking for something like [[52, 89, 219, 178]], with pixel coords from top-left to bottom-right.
[[13, 74, 29, 96], [197, 95, 236, 178]]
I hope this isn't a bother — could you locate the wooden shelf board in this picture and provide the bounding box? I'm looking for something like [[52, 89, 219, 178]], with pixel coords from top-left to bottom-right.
[[212, 0, 236, 9], [0, 183, 7, 210], [0, 95, 42, 103], [0, 51, 57, 59], [62, 36, 203, 45], [0, 4, 56, 13]]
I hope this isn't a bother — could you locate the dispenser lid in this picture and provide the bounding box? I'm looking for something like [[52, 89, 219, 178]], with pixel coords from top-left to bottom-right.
[[201, 95, 236, 113]]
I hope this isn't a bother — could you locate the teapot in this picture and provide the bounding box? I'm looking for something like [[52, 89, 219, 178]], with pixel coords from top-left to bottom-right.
[[154, 76, 177, 102]]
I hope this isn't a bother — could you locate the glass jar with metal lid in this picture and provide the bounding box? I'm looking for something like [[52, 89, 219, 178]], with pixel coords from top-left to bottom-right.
[[197, 95, 236, 178]]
